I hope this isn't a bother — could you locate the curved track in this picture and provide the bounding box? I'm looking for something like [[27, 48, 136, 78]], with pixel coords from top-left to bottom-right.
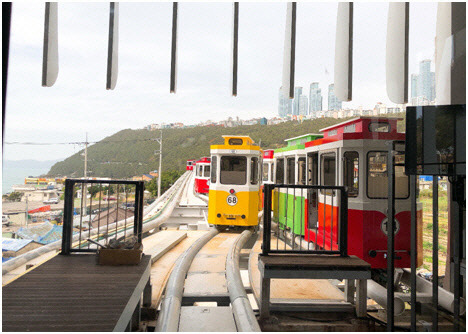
[[156, 228, 260, 332]]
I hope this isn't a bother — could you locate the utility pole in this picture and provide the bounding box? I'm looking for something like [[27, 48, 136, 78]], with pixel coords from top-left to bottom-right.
[[84, 132, 88, 179], [157, 130, 162, 198], [83, 133, 88, 215], [25, 195, 28, 227]]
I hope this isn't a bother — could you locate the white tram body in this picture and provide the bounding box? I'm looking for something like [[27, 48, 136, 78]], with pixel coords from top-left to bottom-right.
[[302, 117, 423, 268]]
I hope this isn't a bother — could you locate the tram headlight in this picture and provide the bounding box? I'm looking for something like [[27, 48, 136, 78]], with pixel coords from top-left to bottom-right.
[[217, 213, 221, 218], [241, 215, 246, 219]]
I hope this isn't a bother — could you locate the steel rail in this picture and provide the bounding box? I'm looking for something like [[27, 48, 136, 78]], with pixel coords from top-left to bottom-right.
[[226, 230, 261, 332], [155, 228, 219, 332], [2, 172, 191, 276]]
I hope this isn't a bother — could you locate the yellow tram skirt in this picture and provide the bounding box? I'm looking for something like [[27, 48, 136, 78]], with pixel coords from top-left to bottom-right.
[[208, 189, 260, 227]]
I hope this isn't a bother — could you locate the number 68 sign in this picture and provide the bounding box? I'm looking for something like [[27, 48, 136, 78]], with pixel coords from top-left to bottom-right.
[[226, 194, 238, 206]]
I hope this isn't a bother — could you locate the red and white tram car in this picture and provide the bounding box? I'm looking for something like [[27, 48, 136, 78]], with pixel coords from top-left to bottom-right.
[[303, 117, 423, 269], [262, 149, 275, 184], [194, 157, 211, 194], [186, 160, 196, 171]]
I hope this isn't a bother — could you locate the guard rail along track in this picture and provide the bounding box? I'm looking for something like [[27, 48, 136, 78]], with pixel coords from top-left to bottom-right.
[[226, 230, 261, 332], [2, 171, 191, 276]]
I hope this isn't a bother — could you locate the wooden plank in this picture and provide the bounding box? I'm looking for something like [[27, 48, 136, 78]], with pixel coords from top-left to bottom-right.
[[2, 254, 151, 332], [178, 306, 237, 332], [249, 236, 345, 303], [150, 231, 207, 308], [182, 233, 236, 299], [142, 230, 187, 264], [260, 254, 371, 270]]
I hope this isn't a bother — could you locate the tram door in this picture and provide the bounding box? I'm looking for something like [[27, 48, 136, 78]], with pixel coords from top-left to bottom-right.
[[307, 152, 319, 228]]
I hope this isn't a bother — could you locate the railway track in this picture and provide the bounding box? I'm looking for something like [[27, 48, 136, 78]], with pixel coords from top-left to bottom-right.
[[156, 228, 260, 332]]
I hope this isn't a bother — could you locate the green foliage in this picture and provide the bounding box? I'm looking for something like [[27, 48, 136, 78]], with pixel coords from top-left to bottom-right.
[[145, 170, 184, 196], [7, 192, 23, 202], [88, 185, 101, 198], [419, 189, 433, 198], [47, 113, 407, 179], [423, 241, 433, 249]]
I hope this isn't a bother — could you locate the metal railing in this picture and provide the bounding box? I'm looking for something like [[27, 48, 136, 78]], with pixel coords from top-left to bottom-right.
[[61, 179, 144, 254], [262, 183, 348, 257]]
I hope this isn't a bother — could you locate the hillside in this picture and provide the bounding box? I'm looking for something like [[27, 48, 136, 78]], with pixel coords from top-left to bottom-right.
[[47, 113, 406, 179]]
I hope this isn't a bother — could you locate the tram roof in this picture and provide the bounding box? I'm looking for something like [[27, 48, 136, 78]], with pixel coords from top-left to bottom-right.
[[211, 135, 261, 152], [304, 116, 405, 147], [274, 133, 323, 153], [319, 116, 403, 133]]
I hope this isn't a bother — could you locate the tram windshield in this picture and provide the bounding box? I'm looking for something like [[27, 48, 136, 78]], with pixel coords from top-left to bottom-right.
[[250, 157, 259, 185], [367, 151, 409, 199], [298, 157, 306, 185], [344, 151, 359, 197], [287, 158, 295, 184], [263, 163, 269, 182], [220, 156, 247, 185], [276, 158, 284, 183], [210, 156, 217, 183], [203, 165, 210, 178]]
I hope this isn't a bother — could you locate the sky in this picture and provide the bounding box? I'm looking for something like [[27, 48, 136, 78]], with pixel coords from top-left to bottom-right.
[[3, 2, 437, 161]]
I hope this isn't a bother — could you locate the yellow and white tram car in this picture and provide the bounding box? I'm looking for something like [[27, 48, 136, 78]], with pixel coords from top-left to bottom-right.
[[208, 136, 262, 227]]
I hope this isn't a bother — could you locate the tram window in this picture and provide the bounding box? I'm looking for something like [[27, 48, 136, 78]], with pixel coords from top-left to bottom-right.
[[308, 153, 318, 185], [321, 153, 336, 186], [263, 163, 269, 182], [211, 156, 217, 183], [367, 151, 409, 199], [287, 158, 295, 184], [203, 165, 210, 178], [298, 157, 306, 185], [276, 158, 284, 183], [198, 165, 203, 177], [343, 151, 359, 197], [270, 164, 274, 183], [251, 157, 259, 185], [220, 156, 247, 185], [369, 122, 390, 133], [228, 138, 243, 145]]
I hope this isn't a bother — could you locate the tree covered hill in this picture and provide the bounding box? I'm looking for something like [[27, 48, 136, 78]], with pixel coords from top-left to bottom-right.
[[47, 113, 405, 179]]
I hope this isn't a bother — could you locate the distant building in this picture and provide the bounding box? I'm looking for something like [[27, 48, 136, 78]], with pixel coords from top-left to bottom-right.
[[328, 84, 342, 111], [293, 87, 303, 115], [309, 82, 322, 117], [411, 73, 418, 104], [142, 174, 155, 181], [259, 117, 267, 125], [411, 59, 436, 105], [298, 95, 308, 116], [278, 87, 292, 117]]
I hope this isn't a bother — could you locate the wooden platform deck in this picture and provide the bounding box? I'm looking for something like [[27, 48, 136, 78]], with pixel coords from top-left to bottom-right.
[[2, 254, 151, 332], [249, 236, 345, 303]]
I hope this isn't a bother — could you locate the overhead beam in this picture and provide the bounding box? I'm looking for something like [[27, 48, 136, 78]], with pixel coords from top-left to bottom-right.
[[106, 2, 119, 90], [281, 2, 296, 99], [170, 2, 178, 93], [385, 2, 409, 104], [42, 2, 59, 87], [334, 2, 353, 102]]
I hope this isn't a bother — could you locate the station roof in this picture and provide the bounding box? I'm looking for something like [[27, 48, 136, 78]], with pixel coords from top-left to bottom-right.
[[2, 238, 34, 252]]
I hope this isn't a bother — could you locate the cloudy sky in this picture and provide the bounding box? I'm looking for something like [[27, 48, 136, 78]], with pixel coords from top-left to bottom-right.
[[4, 2, 437, 161]]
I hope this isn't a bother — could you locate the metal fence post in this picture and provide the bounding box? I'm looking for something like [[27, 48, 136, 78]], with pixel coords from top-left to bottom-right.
[[410, 174, 417, 331], [387, 144, 395, 331], [262, 184, 272, 255], [61, 179, 75, 255], [339, 188, 348, 257], [137, 182, 144, 243]]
